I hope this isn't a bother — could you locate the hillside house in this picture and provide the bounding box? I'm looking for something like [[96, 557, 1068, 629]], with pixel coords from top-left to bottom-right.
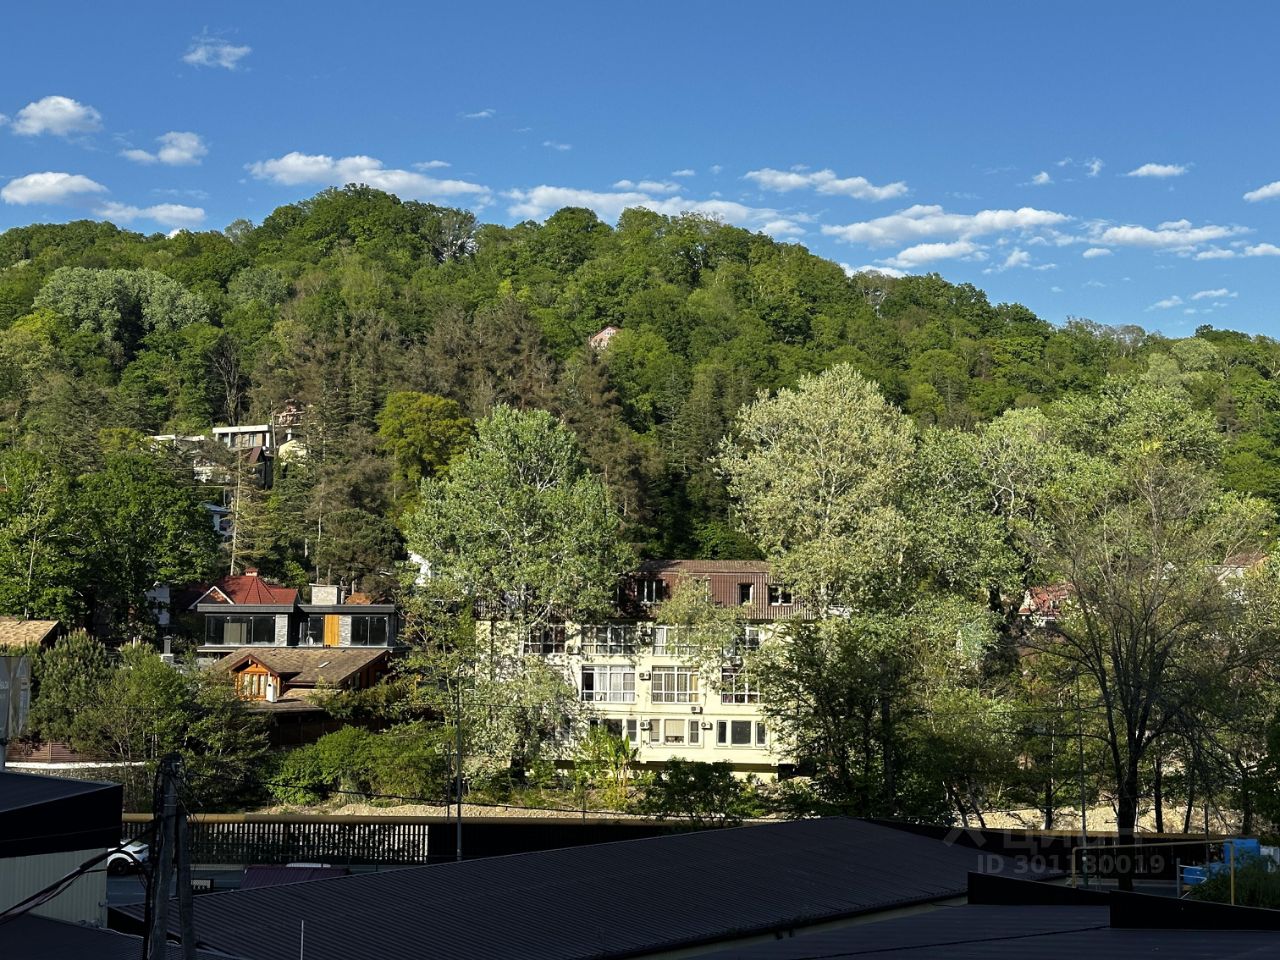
[[216, 646, 392, 705], [194, 571, 401, 659]]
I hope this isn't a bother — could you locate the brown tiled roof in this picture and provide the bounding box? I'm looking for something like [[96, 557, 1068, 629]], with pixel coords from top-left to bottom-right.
[[0, 618, 60, 646], [198, 572, 298, 606], [638, 559, 770, 575], [214, 647, 388, 687]]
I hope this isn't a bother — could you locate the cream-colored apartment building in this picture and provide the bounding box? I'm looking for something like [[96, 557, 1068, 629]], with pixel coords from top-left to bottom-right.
[[494, 560, 803, 776]]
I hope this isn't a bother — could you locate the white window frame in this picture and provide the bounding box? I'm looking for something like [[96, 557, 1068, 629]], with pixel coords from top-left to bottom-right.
[[651, 665, 700, 703], [720, 666, 761, 704], [583, 623, 641, 656], [581, 664, 636, 703], [716, 719, 756, 747], [652, 625, 697, 658]]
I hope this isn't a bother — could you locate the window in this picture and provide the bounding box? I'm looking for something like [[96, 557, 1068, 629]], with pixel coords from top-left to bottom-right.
[[237, 671, 268, 700], [717, 720, 754, 746], [522, 623, 566, 655], [205, 615, 277, 645], [689, 720, 701, 745], [581, 665, 636, 702], [652, 625, 696, 658], [721, 667, 761, 704], [756, 722, 768, 746], [723, 625, 762, 658], [636, 578, 666, 605], [738, 582, 754, 605], [767, 585, 793, 606], [663, 718, 687, 744], [301, 616, 325, 646], [651, 666, 699, 703], [582, 624, 640, 656], [590, 717, 639, 745], [351, 616, 390, 646], [648, 721, 662, 745], [627, 718, 638, 744]]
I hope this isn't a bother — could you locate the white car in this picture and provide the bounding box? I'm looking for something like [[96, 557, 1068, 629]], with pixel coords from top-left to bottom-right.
[[107, 839, 149, 875]]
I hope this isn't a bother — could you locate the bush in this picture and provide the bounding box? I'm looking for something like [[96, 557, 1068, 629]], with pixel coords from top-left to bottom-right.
[[635, 760, 762, 827], [269, 723, 451, 807], [1189, 855, 1280, 910]]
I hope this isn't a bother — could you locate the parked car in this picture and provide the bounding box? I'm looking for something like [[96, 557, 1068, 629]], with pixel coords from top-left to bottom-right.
[[107, 839, 149, 875]]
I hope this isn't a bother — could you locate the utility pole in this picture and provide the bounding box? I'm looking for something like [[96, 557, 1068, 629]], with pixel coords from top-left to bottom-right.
[[145, 753, 196, 960], [1076, 674, 1090, 887], [455, 681, 464, 862]]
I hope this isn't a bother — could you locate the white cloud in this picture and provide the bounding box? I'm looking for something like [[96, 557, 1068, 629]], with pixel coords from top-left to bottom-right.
[[1243, 180, 1280, 203], [1093, 218, 1247, 251], [414, 160, 450, 170], [542, 140, 571, 152], [709, 164, 723, 175], [613, 179, 679, 193], [744, 167, 908, 201], [11, 95, 102, 136], [96, 201, 206, 228], [0, 113, 7, 127], [1148, 295, 1183, 310], [1125, 162, 1187, 178], [881, 239, 983, 269], [122, 131, 208, 166], [1085, 158, 1103, 177], [1, 171, 107, 205], [183, 36, 251, 70], [1051, 285, 1064, 293], [1082, 247, 1112, 258], [1191, 288, 1236, 300], [1030, 171, 1052, 186], [671, 168, 696, 177], [1084, 280, 1106, 288], [843, 263, 907, 279], [822, 204, 1070, 246], [462, 108, 495, 119], [505, 184, 800, 236], [247, 151, 491, 202]]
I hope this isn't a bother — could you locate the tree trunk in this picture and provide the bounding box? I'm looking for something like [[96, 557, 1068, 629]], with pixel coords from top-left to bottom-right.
[[1153, 754, 1164, 834], [1116, 766, 1140, 891]]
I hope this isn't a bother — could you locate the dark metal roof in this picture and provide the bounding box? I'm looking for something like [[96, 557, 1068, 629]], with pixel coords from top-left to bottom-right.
[[684, 903, 1280, 959], [0, 771, 116, 813], [240, 865, 350, 889], [0, 772, 121, 859], [1, 915, 240, 960], [112, 818, 1041, 960]]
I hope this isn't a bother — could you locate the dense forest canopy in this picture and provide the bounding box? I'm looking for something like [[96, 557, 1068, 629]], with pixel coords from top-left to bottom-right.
[[2, 184, 1279, 620]]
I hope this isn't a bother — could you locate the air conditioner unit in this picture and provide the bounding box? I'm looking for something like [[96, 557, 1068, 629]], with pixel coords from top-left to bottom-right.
[[638, 671, 651, 681], [700, 721, 714, 730], [689, 705, 703, 714], [639, 720, 652, 730]]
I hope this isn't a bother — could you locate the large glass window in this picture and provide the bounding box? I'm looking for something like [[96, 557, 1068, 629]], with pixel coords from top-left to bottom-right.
[[351, 616, 390, 646], [522, 624, 566, 655], [651, 666, 699, 703], [720, 667, 761, 704], [652, 626, 697, 658], [717, 720, 754, 746], [301, 616, 325, 646], [205, 615, 277, 645], [582, 624, 641, 656], [636, 578, 666, 605], [581, 665, 636, 702]]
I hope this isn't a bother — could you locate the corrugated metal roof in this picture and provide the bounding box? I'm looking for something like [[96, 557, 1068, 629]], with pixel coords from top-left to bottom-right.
[[684, 903, 1280, 959], [113, 818, 1043, 960], [2, 914, 241, 960], [0, 772, 116, 814], [240, 865, 350, 889]]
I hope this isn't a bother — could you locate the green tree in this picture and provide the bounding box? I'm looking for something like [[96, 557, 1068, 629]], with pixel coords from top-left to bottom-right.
[[636, 759, 758, 827], [27, 630, 112, 744], [376, 391, 472, 505]]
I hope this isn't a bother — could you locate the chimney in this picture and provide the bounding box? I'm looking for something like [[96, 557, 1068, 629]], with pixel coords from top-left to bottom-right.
[[311, 584, 341, 605]]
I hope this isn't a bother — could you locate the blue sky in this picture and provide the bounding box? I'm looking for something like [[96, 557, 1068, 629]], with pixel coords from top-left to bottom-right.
[[3, 1, 1280, 336]]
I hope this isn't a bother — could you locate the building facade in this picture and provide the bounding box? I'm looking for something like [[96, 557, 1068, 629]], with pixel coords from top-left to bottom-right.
[[487, 560, 801, 776]]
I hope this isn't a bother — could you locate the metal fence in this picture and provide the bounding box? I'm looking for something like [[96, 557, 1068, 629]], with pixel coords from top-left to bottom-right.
[[123, 815, 431, 866]]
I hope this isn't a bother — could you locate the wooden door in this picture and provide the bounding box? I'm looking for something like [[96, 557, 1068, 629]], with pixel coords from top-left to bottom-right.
[[323, 614, 340, 646]]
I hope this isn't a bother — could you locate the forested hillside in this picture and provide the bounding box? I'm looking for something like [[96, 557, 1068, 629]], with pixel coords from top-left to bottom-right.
[[2, 184, 1279, 625]]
